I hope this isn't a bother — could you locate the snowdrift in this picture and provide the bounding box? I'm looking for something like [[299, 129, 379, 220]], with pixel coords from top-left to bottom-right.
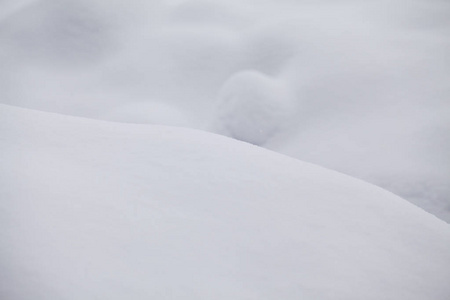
[[1, 0, 449, 222], [1, 104, 449, 299]]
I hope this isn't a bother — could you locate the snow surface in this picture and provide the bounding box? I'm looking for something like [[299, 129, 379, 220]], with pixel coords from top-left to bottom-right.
[[1, 104, 450, 299], [211, 70, 295, 145], [1, 0, 449, 221]]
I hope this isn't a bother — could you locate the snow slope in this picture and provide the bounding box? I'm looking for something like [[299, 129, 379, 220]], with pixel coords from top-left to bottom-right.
[[1, 0, 449, 221], [1, 104, 450, 300]]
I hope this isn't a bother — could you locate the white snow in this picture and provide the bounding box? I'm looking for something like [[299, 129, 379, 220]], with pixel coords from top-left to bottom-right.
[[211, 70, 295, 145], [1, 103, 450, 299], [1, 0, 448, 220], [1, 1, 450, 298], [98, 101, 191, 127]]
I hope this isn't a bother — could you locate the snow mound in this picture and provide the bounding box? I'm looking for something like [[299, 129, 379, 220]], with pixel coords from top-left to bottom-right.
[[212, 70, 295, 145], [1, 0, 449, 222], [1, 104, 449, 300]]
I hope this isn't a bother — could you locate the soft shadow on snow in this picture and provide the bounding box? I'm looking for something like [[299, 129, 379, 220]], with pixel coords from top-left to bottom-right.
[[0, 0, 449, 222], [1, 104, 450, 299]]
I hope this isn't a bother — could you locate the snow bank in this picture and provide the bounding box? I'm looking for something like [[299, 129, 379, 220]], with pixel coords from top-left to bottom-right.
[[1, 104, 450, 300], [0, 0, 449, 220]]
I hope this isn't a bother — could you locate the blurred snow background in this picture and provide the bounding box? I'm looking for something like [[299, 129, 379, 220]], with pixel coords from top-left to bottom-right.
[[1, 0, 449, 221]]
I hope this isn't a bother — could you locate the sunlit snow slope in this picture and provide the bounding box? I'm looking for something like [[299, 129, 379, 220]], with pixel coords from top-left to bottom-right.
[[1, 104, 449, 300]]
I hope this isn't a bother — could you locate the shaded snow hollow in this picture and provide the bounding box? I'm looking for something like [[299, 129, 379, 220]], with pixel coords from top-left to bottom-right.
[[1, 104, 450, 300]]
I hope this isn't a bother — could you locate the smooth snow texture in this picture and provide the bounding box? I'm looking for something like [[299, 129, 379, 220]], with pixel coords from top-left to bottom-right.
[[1, 104, 450, 300], [212, 70, 295, 145], [1, 0, 448, 221], [98, 101, 191, 127]]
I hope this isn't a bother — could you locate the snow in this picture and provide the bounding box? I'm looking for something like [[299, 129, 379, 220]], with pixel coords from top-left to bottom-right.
[[1, 0, 448, 221], [1, 103, 450, 299], [211, 70, 295, 145], [98, 101, 191, 127], [1, 1, 450, 298]]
